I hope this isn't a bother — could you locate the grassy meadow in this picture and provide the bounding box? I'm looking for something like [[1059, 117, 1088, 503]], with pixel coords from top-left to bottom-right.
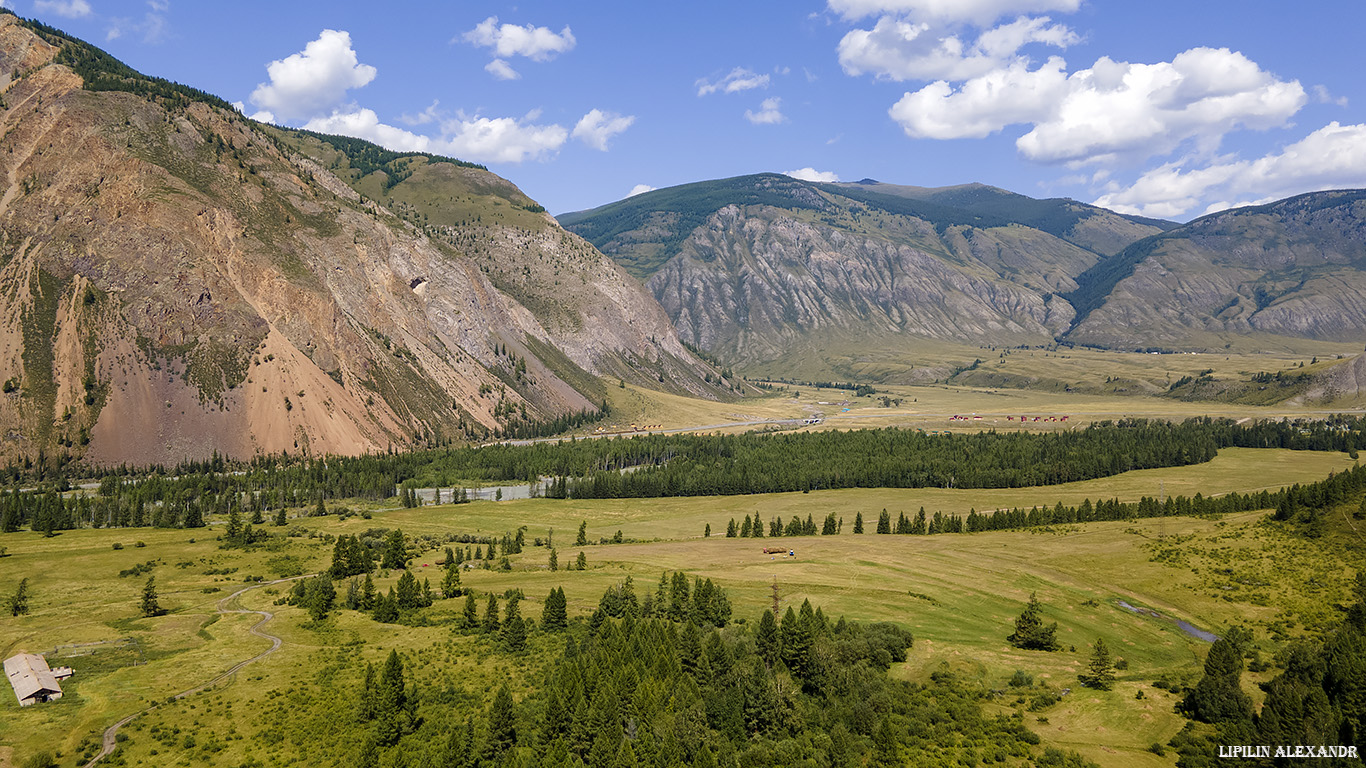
[[0, 442, 1362, 767]]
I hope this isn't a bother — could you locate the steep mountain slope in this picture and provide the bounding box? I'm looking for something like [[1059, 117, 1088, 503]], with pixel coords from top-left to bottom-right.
[[561, 174, 1165, 368], [0, 14, 727, 467], [1065, 190, 1366, 349]]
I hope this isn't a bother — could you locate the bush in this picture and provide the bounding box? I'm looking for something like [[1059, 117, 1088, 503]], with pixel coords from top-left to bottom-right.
[[1008, 669, 1034, 688], [112, 542, 123, 550], [1148, 742, 1166, 756], [134, 541, 146, 548]]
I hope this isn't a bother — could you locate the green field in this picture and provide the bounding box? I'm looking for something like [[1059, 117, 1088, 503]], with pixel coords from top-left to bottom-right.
[[0, 446, 1361, 768]]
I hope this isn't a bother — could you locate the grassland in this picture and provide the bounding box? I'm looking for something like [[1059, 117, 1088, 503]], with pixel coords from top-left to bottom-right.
[[0, 446, 1360, 767]]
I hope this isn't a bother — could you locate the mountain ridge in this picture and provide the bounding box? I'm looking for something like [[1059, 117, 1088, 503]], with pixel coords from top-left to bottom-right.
[[0, 13, 732, 467]]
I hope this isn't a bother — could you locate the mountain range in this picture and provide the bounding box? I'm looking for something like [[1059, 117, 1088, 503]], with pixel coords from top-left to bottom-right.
[[1, 11, 1364, 468], [0, 13, 732, 467], [562, 176, 1366, 372]]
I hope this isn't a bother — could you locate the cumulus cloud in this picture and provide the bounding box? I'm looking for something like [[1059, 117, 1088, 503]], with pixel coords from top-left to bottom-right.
[[485, 59, 521, 81], [697, 67, 771, 96], [106, 2, 170, 45], [35, 0, 91, 18], [303, 108, 570, 164], [828, 0, 1082, 24], [745, 97, 785, 125], [249, 30, 377, 122], [398, 100, 441, 127], [572, 110, 635, 151], [838, 14, 1076, 82], [891, 47, 1306, 166], [627, 184, 657, 197], [785, 167, 841, 182], [464, 17, 576, 61], [1094, 122, 1366, 218]]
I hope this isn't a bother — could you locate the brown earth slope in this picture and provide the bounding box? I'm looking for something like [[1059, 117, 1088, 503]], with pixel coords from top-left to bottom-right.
[[0, 15, 728, 467]]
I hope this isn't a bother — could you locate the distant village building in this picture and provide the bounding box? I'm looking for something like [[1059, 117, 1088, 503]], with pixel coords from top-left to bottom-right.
[[5, 653, 73, 707]]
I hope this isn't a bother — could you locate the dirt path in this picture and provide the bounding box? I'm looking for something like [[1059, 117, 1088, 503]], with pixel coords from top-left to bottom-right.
[[82, 575, 307, 767]]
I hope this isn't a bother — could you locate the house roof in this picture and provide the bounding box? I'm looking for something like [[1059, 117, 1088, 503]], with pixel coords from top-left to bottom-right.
[[5, 653, 63, 702]]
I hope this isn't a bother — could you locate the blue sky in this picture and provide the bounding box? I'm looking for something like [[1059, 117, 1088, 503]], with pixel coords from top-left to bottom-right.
[[17, 0, 1366, 220]]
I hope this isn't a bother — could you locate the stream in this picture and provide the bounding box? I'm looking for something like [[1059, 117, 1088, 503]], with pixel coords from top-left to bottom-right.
[[1116, 599, 1219, 643]]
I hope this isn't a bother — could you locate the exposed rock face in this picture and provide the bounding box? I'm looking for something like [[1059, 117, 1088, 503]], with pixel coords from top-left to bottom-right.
[[0, 16, 722, 466], [648, 205, 1074, 363], [563, 175, 1155, 367], [1068, 191, 1366, 349]]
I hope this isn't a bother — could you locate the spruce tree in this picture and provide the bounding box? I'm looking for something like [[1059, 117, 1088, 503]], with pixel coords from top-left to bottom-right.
[[576, 520, 588, 546], [486, 685, 517, 758], [274, 507, 286, 526], [462, 593, 478, 628], [8, 577, 29, 616], [360, 573, 376, 610], [853, 510, 864, 533], [576, 550, 587, 570], [140, 575, 164, 617], [1007, 592, 1059, 651], [502, 598, 527, 651], [542, 587, 568, 630], [441, 565, 461, 599], [876, 509, 891, 534], [549, 547, 558, 571], [483, 594, 501, 633], [756, 609, 780, 666], [1082, 638, 1115, 689]]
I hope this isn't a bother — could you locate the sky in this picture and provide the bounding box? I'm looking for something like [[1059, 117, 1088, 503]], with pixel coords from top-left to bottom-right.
[[13, 0, 1366, 220]]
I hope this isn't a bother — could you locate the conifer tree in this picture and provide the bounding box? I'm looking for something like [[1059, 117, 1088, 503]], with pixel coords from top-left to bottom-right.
[[549, 547, 558, 571], [1007, 592, 1059, 651], [756, 609, 780, 666], [441, 565, 461, 599], [576, 520, 588, 546], [8, 577, 29, 616], [486, 685, 517, 758], [502, 597, 527, 651], [542, 587, 568, 630], [876, 508, 891, 534], [854, 510, 864, 533], [726, 518, 737, 537], [1183, 632, 1253, 723], [140, 575, 164, 617], [483, 594, 500, 633], [576, 550, 587, 570], [462, 593, 478, 628], [1083, 638, 1115, 690], [274, 507, 286, 526], [360, 573, 376, 610]]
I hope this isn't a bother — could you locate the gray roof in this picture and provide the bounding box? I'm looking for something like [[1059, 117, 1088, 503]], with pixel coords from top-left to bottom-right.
[[5, 653, 63, 702]]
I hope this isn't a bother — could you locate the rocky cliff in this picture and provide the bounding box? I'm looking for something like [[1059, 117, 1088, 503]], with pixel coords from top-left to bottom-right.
[[0, 14, 727, 466], [563, 174, 1165, 368]]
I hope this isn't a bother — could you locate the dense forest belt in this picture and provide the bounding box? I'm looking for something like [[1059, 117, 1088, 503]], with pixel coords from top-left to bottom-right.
[[1, 417, 1361, 534]]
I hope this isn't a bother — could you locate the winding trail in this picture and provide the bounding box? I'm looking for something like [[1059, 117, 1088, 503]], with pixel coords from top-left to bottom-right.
[[82, 575, 308, 767]]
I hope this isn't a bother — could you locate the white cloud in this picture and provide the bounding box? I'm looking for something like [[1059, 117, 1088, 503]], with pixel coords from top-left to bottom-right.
[[697, 67, 770, 96], [464, 16, 576, 62], [106, 3, 169, 45], [745, 97, 785, 125], [249, 30, 377, 122], [1094, 122, 1366, 218], [627, 184, 656, 197], [785, 167, 841, 182], [890, 57, 1066, 139], [304, 109, 433, 153], [303, 108, 570, 165], [438, 114, 569, 163], [572, 109, 635, 151], [828, 0, 1082, 24], [36, 0, 92, 17], [35, 0, 92, 18], [838, 14, 1076, 82], [1313, 85, 1348, 107], [890, 48, 1306, 167], [485, 58, 521, 81], [398, 100, 441, 126]]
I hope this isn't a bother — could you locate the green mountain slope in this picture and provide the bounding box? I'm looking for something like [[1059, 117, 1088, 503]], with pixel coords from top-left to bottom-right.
[[0, 12, 730, 466], [1065, 189, 1366, 350], [560, 174, 1166, 370]]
